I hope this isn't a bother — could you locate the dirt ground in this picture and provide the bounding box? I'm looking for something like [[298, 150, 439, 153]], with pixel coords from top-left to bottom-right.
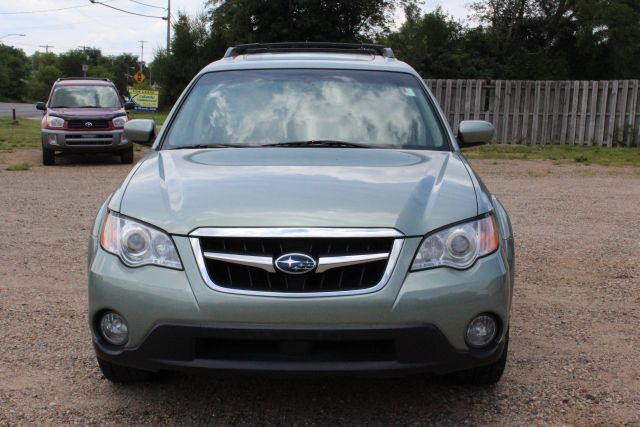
[[0, 149, 638, 425]]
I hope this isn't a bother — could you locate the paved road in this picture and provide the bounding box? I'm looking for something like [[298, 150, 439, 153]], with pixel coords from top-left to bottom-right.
[[0, 102, 41, 119]]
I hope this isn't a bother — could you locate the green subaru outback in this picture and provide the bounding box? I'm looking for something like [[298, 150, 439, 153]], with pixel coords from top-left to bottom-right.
[[88, 43, 514, 385]]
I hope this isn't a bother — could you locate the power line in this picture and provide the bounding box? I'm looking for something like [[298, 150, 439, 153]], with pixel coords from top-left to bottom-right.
[[127, 0, 167, 10], [88, 1, 167, 19], [0, 2, 102, 15]]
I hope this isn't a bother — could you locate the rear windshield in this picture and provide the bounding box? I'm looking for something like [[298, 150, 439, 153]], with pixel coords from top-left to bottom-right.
[[49, 85, 121, 108], [163, 69, 448, 150]]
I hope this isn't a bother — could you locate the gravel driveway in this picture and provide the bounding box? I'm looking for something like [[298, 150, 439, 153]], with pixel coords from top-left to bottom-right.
[[0, 150, 638, 425]]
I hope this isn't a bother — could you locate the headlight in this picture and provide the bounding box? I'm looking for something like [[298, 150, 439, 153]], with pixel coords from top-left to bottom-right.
[[112, 116, 128, 128], [100, 212, 182, 270], [46, 116, 64, 128], [411, 215, 499, 271]]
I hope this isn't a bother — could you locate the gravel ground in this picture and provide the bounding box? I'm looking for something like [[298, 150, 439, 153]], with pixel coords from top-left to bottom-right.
[[0, 150, 639, 425]]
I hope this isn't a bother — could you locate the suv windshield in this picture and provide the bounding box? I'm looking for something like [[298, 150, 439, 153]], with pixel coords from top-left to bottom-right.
[[49, 85, 121, 108], [163, 69, 448, 150]]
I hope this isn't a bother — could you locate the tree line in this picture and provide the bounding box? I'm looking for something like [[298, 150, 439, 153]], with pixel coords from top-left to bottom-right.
[[1, 0, 639, 106], [0, 46, 140, 102]]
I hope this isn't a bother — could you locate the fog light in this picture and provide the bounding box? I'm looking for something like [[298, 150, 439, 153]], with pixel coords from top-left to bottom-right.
[[465, 314, 497, 348], [48, 134, 58, 145], [99, 312, 128, 346]]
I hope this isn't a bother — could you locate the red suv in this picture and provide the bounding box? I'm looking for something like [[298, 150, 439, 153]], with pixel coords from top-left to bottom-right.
[[36, 78, 134, 165]]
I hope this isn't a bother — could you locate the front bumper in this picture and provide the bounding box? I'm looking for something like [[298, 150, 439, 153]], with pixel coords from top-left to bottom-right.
[[42, 128, 131, 152], [93, 323, 506, 376], [88, 234, 513, 376]]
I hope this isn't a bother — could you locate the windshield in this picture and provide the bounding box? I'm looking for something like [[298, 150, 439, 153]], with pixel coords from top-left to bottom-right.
[[49, 85, 121, 108], [163, 69, 448, 150]]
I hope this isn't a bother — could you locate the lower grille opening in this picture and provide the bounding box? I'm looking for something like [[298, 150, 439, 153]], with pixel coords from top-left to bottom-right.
[[195, 338, 396, 362]]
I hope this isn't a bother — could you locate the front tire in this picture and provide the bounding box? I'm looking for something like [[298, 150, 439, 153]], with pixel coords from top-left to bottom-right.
[[42, 147, 55, 165], [97, 357, 156, 384], [452, 332, 509, 386], [120, 146, 134, 164]]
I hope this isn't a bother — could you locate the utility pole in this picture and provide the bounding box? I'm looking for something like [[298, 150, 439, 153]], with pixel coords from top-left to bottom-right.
[[78, 46, 91, 78], [39, 45, 54, 53], [166, 0, 171, 53], [138, 40, 146, 72]]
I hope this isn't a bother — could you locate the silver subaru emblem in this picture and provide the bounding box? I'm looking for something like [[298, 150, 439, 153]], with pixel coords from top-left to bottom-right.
[[85, 121, 93, 128], [274, 253, 317, 275]]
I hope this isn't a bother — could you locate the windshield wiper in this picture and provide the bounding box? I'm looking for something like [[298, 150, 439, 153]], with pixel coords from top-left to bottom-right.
[[168, 144, 247, 150], [261, 140, 372, 148]]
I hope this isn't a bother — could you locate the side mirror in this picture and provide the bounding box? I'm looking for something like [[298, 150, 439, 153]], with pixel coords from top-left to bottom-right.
[[36, 102, 46, 111], [125, 119, 156, 146], [124, 101, 136, 111], [458, 120, 494, 147]]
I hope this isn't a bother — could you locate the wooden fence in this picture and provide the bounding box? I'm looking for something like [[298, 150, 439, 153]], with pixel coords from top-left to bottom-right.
[[424, 79, 640, 146]]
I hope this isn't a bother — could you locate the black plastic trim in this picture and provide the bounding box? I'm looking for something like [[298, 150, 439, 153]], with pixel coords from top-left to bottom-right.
[[93, 322, 507, 377]]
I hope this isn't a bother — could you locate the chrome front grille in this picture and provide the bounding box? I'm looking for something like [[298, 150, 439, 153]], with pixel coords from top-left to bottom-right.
[[64, 134, 113, 145], [190, 228, 404, 297]]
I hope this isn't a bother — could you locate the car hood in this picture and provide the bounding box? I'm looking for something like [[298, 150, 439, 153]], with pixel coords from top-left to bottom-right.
[[117, 148, 479, 236], [47, 107, 124, 119]]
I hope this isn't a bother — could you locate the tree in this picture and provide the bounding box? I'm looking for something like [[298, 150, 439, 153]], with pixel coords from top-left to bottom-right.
[[208, 0, 414, 44], [58, 49, 91, 78], [385, 6, 494, 78], [27, 64, 61, 101], [102, 53, 139, 95], [0, 45, 30, 101], [469, 0, 640, 79], [151, 12, 223, 106]]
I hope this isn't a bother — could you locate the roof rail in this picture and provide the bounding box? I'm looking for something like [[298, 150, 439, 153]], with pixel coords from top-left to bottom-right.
[[56, 77, 112, 82], [224, 42, 395, 59]]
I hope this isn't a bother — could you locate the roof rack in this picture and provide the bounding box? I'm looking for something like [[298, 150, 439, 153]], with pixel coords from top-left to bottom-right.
[[224, 42, 395, 59], [56, 77, 112, 82]]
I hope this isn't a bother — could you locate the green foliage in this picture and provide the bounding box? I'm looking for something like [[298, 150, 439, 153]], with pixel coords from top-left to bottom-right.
[[384, 6, 493, 78], [463, 144, 640, 166], [0, 45, 30, 101], [0, 117, 42, 149], [6, 161, 31, 171], [27, 64, 61, 101], [465, 0, 640, 80], [208, 0, 406, 44], [151, 13, 223, 106]]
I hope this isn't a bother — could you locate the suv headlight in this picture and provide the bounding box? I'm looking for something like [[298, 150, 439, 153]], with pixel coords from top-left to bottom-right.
[[46, 116, 64, 128], [100, 212, 182, 270], [411, 215, 499, 271], [112, 116, 128, 128]]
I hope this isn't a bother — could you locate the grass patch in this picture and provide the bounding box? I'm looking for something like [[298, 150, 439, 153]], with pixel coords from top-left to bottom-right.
[[526, 169, 549, 177], [127, 110, 169, 125], [463, 144, 640, 167], [0, 117, 41, 149], [6, 161, 31, 171]]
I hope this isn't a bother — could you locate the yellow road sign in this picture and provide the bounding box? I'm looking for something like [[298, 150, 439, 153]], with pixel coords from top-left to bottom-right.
[[133, 71, 146, 83]]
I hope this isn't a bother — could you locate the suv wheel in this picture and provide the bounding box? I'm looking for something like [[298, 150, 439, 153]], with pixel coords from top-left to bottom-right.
[[120, 147, 134, 164], [451, 331, 509, 386], [97, 358, 156, 383], [42, 147, 55, 166]]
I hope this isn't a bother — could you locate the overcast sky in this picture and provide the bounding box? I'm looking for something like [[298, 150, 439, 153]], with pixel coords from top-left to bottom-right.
[[0, 0, 471, 59]]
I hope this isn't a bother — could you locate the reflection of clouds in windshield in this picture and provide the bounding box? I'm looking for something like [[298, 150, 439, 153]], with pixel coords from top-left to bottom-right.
[[51, 86, 119, 108], [201, 81, 425, 145]]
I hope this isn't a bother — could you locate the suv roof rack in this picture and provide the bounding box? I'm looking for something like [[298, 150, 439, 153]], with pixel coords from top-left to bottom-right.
[[56, 77, 112, 82], [224, 42, 395, 59]]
